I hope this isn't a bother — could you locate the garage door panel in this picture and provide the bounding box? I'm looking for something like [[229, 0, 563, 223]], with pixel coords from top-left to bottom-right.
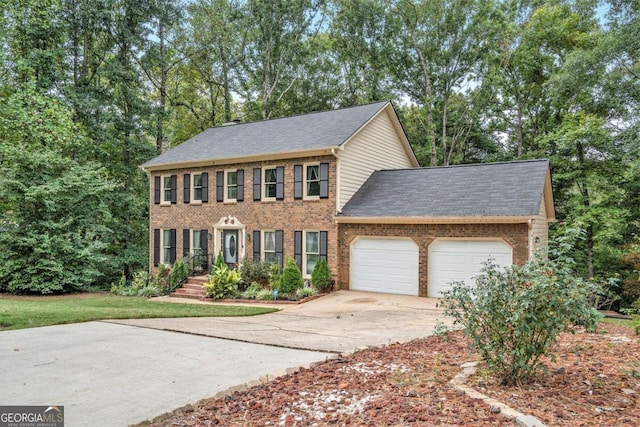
[[428, 240, 512, 298], [351, 238, 419, 296]]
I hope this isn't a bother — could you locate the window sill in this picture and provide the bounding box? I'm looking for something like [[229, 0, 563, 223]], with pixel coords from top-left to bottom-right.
[[159, 202, 172, 207], [189, 201, 203, 206], [223, 200, 237, 205], [302, 197, 321, 202]]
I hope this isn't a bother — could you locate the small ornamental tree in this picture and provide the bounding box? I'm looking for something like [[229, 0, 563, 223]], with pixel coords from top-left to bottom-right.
[[441, 230, 602, 385], [311, 259, 332, 292], [278, 258, 304, 295]]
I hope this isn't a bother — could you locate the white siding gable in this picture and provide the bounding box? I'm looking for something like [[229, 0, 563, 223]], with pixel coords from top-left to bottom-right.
[[336, 107, 416, 211], [529, 195, 549, 258]]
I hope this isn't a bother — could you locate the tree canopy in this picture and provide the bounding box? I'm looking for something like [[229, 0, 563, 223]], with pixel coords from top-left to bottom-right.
[[0, 0, 638, 305]]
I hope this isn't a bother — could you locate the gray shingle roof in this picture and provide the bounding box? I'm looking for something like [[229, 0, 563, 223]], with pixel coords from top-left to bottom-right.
[[142, 101, 390, 169], [338, 160, 550, 218]]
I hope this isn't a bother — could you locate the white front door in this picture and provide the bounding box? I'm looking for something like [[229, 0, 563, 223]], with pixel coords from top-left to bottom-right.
[[428, 239, 512, 297], [350, 237, 419, 296], [222, 229, 239, 267]]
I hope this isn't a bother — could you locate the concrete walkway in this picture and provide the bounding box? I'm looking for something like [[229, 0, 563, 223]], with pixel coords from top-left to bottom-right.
[[109, 290, 450, 353]]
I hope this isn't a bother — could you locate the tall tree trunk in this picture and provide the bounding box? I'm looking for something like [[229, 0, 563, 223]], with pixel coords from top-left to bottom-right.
[[576, 139, 594, 278]]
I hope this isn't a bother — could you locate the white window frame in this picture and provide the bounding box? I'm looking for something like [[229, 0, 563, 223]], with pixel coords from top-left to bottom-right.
[[161, 175, 172, 205], [262, 230, 278, 264], [191, 229, 203, 256], [224, 169, 238, 202], [303, 163, 320, 200], [303, 230, 320, 276], [161, 229, 172, 265], [262, 167, 278, 201], [191, 173, 204, 203]]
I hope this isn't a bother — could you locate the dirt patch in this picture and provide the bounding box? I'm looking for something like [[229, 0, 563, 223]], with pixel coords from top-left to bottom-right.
[[145, 323, 638, 426]]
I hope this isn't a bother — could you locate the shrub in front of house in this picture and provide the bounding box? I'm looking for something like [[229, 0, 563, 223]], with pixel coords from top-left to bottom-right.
[[240, 282, 263, 299], [240, 258, 271, 287], [111, 270, 167, 297], [311, 258, 331, 293], [204, 264, 241, 299], [441, 235, 602, 386], [296, 286, 318, 300], [278, 258, 304, 295]]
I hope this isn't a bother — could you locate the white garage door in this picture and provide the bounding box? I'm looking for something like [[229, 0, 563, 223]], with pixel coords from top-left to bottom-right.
[[351, 238, 419, 296], [428, 240, 512, 298]]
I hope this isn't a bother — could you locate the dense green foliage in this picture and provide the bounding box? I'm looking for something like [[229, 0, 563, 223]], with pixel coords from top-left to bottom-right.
[[441, 232, 603, 385], [311, 259, 332, 293], [0, 0, 638, 308], [0, 294, 276, 331], [204, 264, 242, 299], [278, 258, 304, 295]]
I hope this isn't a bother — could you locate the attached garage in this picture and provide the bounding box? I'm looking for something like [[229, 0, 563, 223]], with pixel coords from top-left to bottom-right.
[[428, 239, 513, 297], [350, 237, 419, 296]]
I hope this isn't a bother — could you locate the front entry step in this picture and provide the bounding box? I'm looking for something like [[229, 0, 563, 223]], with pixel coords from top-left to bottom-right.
[[170, 276, 207, 299]]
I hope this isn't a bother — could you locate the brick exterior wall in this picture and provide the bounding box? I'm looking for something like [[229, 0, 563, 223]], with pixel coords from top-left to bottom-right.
[[336, 222, 530, 297], [149, 155, 339, 281]]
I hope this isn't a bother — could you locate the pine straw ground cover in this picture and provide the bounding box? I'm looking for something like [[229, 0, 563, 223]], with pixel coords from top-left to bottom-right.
[[150, 323, 639, 426]]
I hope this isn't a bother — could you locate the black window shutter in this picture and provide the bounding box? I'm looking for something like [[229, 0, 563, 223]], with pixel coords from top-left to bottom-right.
[[183, 174, 190, 203], [183, 229, 190, 257], [170, 175, 177, 204], [319, 231, 328, 261], [216, 171, 224, 202], [276, 166, 284, 200], [153, 229, 160, 266], [201, 173, 209, 202], [237, 169, 244, 201], [200, 229, 208, 255], [293, 165, 303, 199], [154, 176, 161, 204], [275, 230, 284, 269], [253, 168, 261, 200], [169, 229, 177, 263], [319, 163, 329, 199], [253, 230, 261, 261], [294, 231, 302, 270]]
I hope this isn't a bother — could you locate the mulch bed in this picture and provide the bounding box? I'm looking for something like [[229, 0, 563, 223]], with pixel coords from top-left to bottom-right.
[[147, 323, 639, 426]]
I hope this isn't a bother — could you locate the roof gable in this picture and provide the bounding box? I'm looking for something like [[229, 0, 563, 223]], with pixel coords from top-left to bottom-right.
[[141, 101, 398, 171], [337, 159, 554, 221]]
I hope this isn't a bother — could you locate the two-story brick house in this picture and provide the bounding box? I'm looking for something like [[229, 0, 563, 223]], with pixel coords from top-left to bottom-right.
[[141, 101, 555, 297]]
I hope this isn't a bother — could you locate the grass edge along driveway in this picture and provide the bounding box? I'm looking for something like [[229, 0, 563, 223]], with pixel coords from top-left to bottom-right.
[[0, 293, 277, 331]]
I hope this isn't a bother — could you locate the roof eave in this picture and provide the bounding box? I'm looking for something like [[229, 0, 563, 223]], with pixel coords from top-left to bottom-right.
[[140, 147, 340, 173], [334, 216, 534, 224]]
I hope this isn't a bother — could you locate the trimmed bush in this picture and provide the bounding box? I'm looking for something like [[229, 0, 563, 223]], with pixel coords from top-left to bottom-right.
[[311, 258, 331, 292], [441, 241, 602, 385], [240, 258, 271, 286], [278, 258, 304, 295]]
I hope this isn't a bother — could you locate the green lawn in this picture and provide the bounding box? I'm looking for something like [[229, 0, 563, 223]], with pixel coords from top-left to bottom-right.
[[0, 293, 278, 331]]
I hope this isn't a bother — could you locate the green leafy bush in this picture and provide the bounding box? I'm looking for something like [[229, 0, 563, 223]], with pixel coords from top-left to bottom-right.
[[278, 258, 303, 295], [311, 259, 332, 292], [441, 243, 602, 386], [169, 260, 188, 291], [295, 286, 318, 300], [256, 289, 275, 300], [269, 263, 282, 290], [240, 258, 271, 286], [110, 270, 166, 297], [204, 264, 241, 299], [240, 282, 264, 299]]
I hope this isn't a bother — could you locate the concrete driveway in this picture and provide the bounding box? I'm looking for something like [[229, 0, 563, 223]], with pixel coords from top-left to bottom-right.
[[1, 291, 448, 426], [0, 322, 328, 427], [110, 290, 450, 353]]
